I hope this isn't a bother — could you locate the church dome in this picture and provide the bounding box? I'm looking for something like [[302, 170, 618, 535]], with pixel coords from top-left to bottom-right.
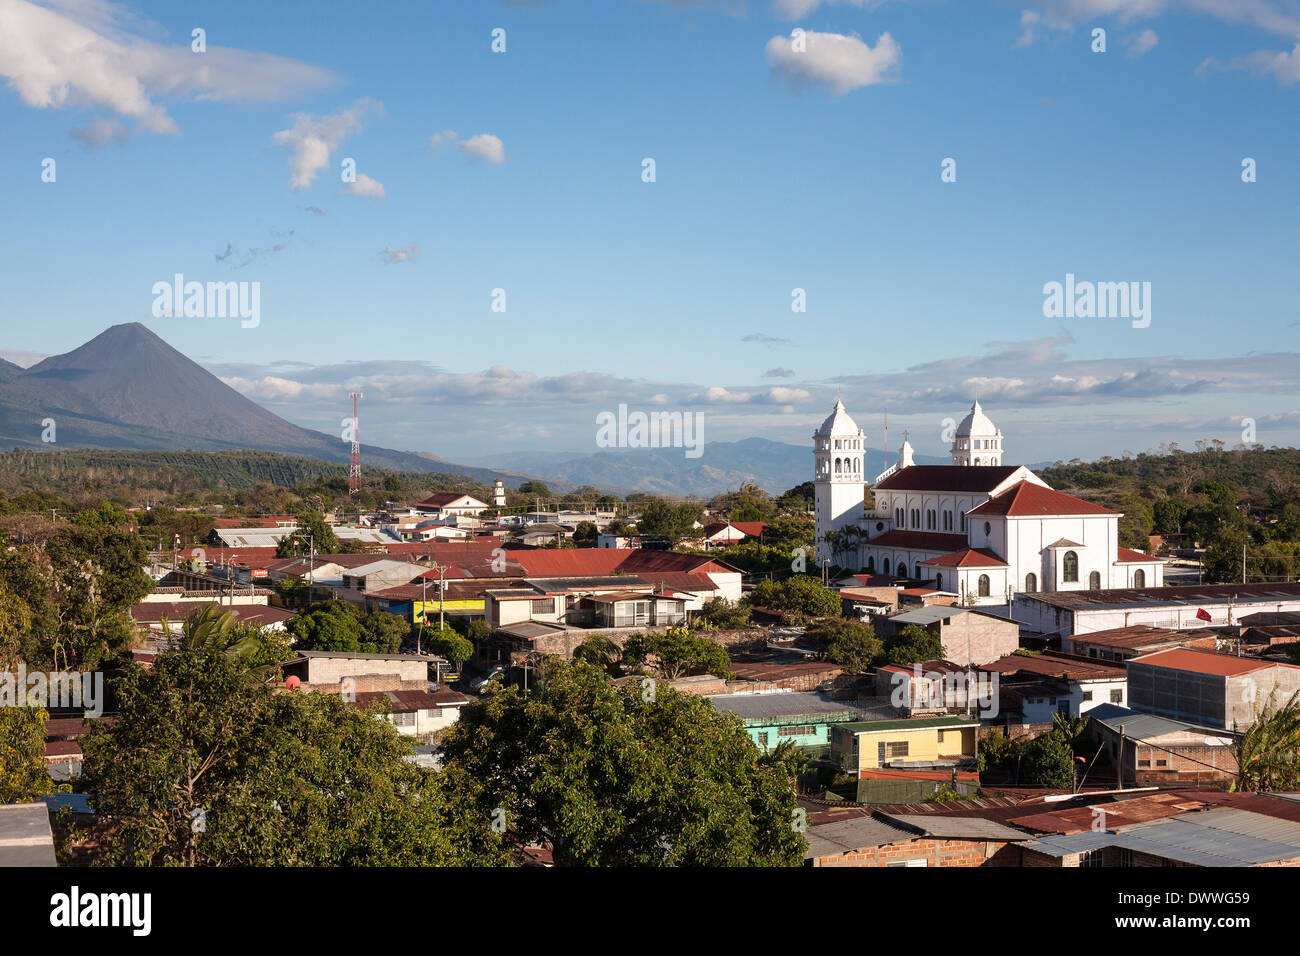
[[814, 399, 862, 438], [955, 400, 998, 438]]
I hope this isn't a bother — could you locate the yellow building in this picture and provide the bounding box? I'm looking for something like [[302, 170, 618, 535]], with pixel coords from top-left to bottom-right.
[[831, 716, 979, 776]]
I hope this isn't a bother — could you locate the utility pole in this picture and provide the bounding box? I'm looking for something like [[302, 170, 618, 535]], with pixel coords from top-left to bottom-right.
[[1243, 543, 1247, 585]]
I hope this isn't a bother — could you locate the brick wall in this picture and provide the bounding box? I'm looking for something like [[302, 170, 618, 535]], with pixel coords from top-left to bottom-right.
[[812, 838, 1018, 867]]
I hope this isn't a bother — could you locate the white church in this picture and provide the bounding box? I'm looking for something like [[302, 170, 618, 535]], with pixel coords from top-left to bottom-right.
[[813, 399, 1164, 606]]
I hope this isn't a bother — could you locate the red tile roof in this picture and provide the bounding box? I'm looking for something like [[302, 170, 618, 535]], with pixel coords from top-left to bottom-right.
[[919, 548, 1007, 568], [1131, 647, 1300, 677], [967, 481, 1116, 517], [1116, 546, 1163, 563], [864, 530, 969, 551], [979, 652, 1125, 680], [875, 465, 1022, 492]]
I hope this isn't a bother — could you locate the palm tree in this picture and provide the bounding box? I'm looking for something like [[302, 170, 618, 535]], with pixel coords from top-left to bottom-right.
[[1234, 691, 1300, 792], [175, 604, 284, 684], [1052, 712, 1090, 753]]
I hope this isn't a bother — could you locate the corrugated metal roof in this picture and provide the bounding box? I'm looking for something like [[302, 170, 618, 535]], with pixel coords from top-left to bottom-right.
[[1024, 806, 1300, 866], [885, 813, 1033, 842], [708, 692, 859, 721], [1086, 703, 1233, 742]]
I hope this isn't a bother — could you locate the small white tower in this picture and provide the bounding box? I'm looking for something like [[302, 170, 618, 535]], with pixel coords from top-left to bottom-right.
[[951, 400, 1004, 467], [492, 479, 507, 508], [813, 399, 865, 568]]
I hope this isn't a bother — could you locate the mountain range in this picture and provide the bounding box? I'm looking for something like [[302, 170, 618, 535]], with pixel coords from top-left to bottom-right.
[[0, 324, 956, 497], [0, 324, 526, 486]]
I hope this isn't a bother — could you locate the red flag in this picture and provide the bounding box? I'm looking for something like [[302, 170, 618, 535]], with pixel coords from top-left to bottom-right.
[[1195, 608, 1212, 622]]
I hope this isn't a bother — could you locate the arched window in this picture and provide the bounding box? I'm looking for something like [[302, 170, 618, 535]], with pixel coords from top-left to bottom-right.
[[866, 556, 875, 572], [944, 510, 953, 531], [983, 521, 991, 537], [935, 573, 943, 591], [977, 574, 990, 597], [1089, 571, 1101, 590], [897, 561, 907, 578], [1025, 572, 1037, 593], [895, 508, 903, 526], [1063, 551, 1079, 583], [1134, 569, 1146, 588], [834, 458, 842, 475]]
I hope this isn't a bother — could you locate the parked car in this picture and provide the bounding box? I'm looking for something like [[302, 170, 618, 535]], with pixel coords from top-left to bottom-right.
[[469, 665, 506, 694]]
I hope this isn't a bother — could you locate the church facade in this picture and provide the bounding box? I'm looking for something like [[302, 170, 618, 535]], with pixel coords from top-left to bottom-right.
[[813, 400, 1164, 606]]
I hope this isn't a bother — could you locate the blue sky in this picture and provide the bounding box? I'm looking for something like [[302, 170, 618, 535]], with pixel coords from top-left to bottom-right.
[[2, 0, 1299, 467]]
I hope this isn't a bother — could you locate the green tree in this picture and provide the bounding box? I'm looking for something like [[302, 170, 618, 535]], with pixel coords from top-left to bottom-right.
[[693, 597, 753, 631], [285, 601, 365, 652], [437, 660, 806, 866], [175, 604, 292, 684], [885, 623, 946, 666], [79, 647, 507, 866], [1021, 730, 1076, 789], [635, 499, 704, 546], [573, 521, 598, 547], [805, 618, 881, 672], [1234, 691, 1300, 792], [623, 627, 732, 680], [44, 526, 151, 670], [360, 611, 408, 654], [427, 625, 473, 666], [275, 510, 339, 558], [0, 706, 56, 804], [573, 635, 622, 675]]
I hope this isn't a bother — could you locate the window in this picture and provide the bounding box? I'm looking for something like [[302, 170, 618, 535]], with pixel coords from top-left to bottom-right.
[[1134, 569, 1146, 587], [983, 521, 991, 536], [935, 574, 943, 592], [1110, 689, 1123, 703], [1025, 572, 1037, 593], [1156, 759, 1167, 767], [1082, 690, 1093, 701], [898, 562, 907, 578], [531, 598, 556, 615], [391, 711, 416, 727], [1138, 759, 1150, 768], [886, 741, 910, 759], [866, 556, 875, 572], [1063, 550, 1079, 583], [977, 574, 990, 597], [1089, 571, 1101, 590], [778, 725, 816, 737], [757, 732, 769, 747]]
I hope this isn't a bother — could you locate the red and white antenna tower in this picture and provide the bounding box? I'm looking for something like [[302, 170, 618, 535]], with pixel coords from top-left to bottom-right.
[[348, 391, 363, 494]]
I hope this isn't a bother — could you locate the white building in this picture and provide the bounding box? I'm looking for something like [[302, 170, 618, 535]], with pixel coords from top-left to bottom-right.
[[813, 400, 866, 567], [812, 399, 1164, 606]]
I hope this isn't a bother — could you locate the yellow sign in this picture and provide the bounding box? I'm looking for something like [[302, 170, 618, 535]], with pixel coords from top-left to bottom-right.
[[414, 600, 484, 620]]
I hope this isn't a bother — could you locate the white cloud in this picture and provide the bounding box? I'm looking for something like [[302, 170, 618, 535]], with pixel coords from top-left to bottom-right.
[[429, 129, 458, 151], [772, 0, 903, 18], [380, 243, 420, 264], [343, 172, 386, 200], [1201, 42, 1300, 85], [692, 386, 754, 404], [1124, 27, 1159, 56], [765, 30, 901, 95], [0, 0, 336, 134], [766, 386, 813, 404], [69, 116, 128, 148], [457, 133, 506, 164], [272, 99, 380, 190]]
